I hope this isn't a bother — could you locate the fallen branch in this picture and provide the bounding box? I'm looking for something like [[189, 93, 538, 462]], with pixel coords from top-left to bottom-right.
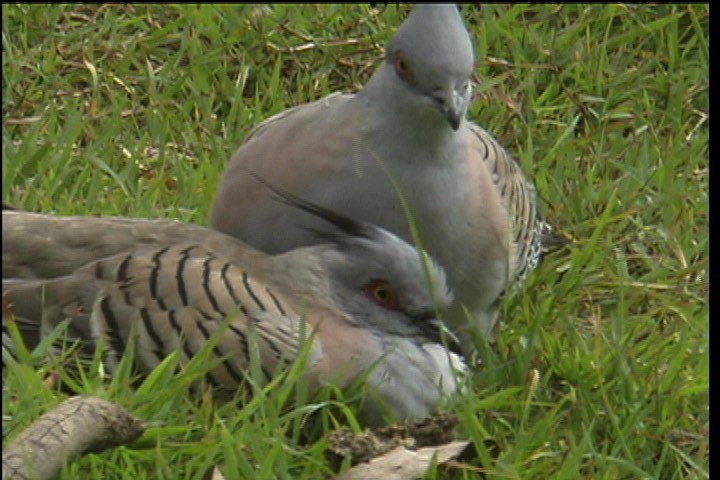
[[3, 396, 145, 480]]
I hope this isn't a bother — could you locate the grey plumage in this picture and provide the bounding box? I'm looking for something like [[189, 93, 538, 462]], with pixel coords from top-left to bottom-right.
[[3, 201, 463, 426], [210, 4, 563, 354]]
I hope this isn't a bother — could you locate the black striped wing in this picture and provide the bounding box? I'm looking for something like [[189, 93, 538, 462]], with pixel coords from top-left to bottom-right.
[[82, 244, 316, 391], [469, 123, 546, 286]]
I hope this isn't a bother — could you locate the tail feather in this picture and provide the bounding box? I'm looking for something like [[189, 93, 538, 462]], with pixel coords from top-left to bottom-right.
[[3, 277, 99, 354], [538, 221, 571, 257]]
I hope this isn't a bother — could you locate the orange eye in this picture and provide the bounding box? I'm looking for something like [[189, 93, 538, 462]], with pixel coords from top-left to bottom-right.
[[393, 53, 414, 83], [364, 279, 401, 311]]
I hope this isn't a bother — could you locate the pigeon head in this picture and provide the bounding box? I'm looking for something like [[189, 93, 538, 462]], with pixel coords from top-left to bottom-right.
[[382, 4, 475, 130]]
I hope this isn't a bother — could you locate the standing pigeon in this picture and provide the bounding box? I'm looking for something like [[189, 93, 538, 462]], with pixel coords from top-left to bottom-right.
[[3, 198, 463, 426], [211, 5, 559, 354]]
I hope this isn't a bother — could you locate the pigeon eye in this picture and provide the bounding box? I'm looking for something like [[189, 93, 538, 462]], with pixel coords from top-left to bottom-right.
[[364, 279, 401, 311], [393, 53, 414, 83]]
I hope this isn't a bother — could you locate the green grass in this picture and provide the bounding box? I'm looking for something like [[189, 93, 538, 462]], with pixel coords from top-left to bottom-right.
[[2, 4, 708, 479]]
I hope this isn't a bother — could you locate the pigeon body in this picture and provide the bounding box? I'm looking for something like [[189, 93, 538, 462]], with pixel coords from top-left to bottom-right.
[[211, 5, 558, 352], [3, 203, 463, 426]]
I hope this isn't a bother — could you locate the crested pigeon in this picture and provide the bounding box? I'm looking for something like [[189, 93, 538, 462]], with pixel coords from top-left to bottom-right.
[[2, 198, 464, 426], [210, 4, 561, 355]]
